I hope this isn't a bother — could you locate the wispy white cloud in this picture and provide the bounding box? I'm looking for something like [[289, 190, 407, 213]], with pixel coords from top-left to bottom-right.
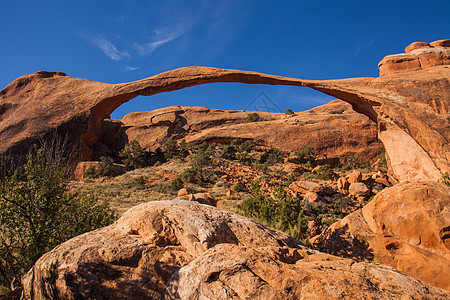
[[333, 38, 376, 67], [133, 32, 180, 56], [124, 65, 141, 72], [87, 36, 130, 61], [354, 39, 376, 57]]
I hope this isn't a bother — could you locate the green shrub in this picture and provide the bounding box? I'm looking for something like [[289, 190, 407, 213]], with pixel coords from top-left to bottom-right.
[[440, 172, 450, 186], [239, 140, 255, 153], [119, 140, 148, 169], [170, 177, 184, 191], [300, 171, 316, 181], [181, 149, 214, 185], [330, 109, 345, 114], [240, 185, 308, 240], [162, 139, 180, 160], [314, 164, 334, 180], [191, 141, 209, 152], [236, 151, 252, 165], [295, 145, 316, 163], [246, 112, 261, 123], [285, 172, 302, 186], [285, 108, 294, 115], [135, 175, 146, 187], [260, 148, 283, 165], [253, 162, 269, 173], [83, 165, 97, 178], [342, 155, 370, 170], [233, 182, 243, 192], [85, 156, 125, 178], [219, 144, 237, 160], [0, 147, 115, 287]]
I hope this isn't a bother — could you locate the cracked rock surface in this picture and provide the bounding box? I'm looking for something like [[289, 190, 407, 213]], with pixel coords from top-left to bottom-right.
[[22, 200, 449, 299]]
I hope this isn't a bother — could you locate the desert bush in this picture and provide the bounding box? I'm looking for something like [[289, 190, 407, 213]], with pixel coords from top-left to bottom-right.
[[285, 172, 302, 186], [314, 164, 334, 180], [260, 148, 283, 165], [330, 109, 345, 114], [219, 144, 237, 160], [440, 172, 450, 186], [253, 162, 269, 173], [300, 171, 316, 181], [239, 140, 255, 153], [341, 155, 370, 171], [295, 145, 316, 163], [181, 148, 214, 185], [0, 146, 115, 287], [377, 152, 387, 166], [135, 175, 146, 187], [236, 151, 252, 165], [119, 140, 148, 169], [241, 184, 308, 240], [246, 112, 260, 123], [285, 108, 294, 115], [84, 156, 125, 178], [233, 182, 243, 192], [162, 139, 180, 160], [170, 177, 184, 191]]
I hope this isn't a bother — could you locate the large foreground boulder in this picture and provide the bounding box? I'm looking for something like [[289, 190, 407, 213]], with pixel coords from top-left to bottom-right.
[[312, 182, 450, 291], [22, 200, 449, 299]]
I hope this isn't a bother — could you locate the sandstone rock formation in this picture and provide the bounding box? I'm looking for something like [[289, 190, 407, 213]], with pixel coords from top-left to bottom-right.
[[312, 182, 450, 291], [1, 40, 449, 181], [22, 200, 449, 299], [379, 39, 450, 76], [119, 100, 382, 161]]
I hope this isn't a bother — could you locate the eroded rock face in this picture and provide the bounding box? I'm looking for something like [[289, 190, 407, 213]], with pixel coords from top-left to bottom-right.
[[21, 200, 449, 299], [1, 40, 449, 181], [165, 244, 448, 299], [119, 100, 383, 161], [312, 182, 450, 291], [379, 39, 450, 76], [21, 200, 302, 299]]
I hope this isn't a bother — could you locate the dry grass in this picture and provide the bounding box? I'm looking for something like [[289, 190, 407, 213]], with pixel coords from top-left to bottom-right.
[[70, 158, 253, 216], [70, 159, 188, 215]]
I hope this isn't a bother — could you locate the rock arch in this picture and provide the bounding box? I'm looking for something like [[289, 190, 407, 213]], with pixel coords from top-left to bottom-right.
[[1, 65, 449, 182]]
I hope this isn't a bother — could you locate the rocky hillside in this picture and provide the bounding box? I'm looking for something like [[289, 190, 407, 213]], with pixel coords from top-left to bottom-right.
[[0, 40, 449, 299], [114, 100, 382, 162]]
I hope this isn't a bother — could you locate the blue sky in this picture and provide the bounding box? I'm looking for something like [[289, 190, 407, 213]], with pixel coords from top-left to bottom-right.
[[1, 0, 449, 119]]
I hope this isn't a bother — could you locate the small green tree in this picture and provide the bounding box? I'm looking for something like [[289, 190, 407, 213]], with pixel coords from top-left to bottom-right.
[[119, 140, 148, 169], [246, 112, 261, 123], [84, 156, 125, 178], [295, 145, 316, 163], [233, 182, 243, 192], [163, 139, 180, 160], [181, 149, 214, 184], [284, 108, 294, 115], [0, 147, 116, 287], [170, 177, 184, 191]]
